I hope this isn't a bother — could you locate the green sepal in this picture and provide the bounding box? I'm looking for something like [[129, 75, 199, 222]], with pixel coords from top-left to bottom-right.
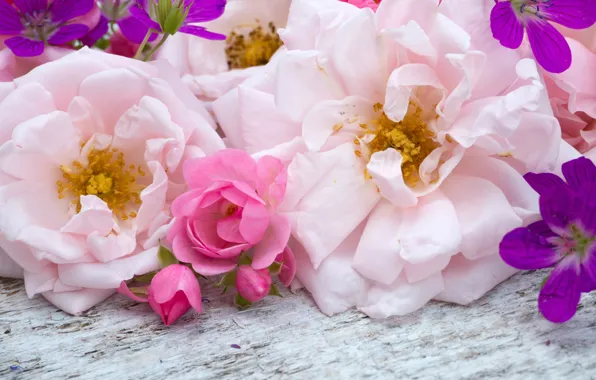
[[158, 245, 179, 268], [268, 262, 283, 275], [128, 286, 148, 297], [133, 271, 158, 284], [94, 38, 110, 51], [234, 293, 252, 309], [238, 252, 252, 266], [540, 275, 549, 289], [268, 284, 282, 298], [216, 271, 237, 288]]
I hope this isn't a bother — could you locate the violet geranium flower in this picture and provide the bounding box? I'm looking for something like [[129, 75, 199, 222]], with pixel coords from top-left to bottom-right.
[[490, 0, 596, 73], [130, 0, 226, 40], [500, 157, 596, 323], [0, 0, 95, 57]]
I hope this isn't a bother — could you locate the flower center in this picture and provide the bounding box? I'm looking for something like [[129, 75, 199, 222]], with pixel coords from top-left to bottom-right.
[[20, 10, 57, 41], [56, 147, 146, 220], [225, 22, 283, 69], [552, 224, 596, 259], [510, 0, 551, 19], [361, 102, 439, 187]]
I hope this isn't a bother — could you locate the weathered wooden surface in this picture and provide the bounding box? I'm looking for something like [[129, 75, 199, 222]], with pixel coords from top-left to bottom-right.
[[0, 270, 594, 380]]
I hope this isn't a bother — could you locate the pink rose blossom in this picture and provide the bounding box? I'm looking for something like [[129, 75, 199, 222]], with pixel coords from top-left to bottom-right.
[[158, 0, 291, 101], [236, 265, 272, 302], [168, 149, 291, 275], [0, 48, 224, 315], [119, 264, 203, 325], [0, 46, 73, 81], [543, 25, 596, 158], [106, 30, 141, 58], [213, 0, 562, 318]]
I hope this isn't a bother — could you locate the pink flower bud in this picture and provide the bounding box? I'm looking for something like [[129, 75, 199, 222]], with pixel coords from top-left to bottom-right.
[[119, 264, 203, 326], [148, 264, 203, 325], [236, 265, 272, 302]]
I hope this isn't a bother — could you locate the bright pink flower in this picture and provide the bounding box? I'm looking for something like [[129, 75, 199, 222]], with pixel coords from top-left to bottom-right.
[[0, 48, 224, 315], [106, 30, 141, 58], [236, 265, 272, 302], [119, 264, 203, 325], [340, 0, 381, 10], [276, 246, 296, 287], [213, 0, 563, 318], [168, 149, 291, 275]]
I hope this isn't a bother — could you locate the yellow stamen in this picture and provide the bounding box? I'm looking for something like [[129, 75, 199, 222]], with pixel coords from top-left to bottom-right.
[[225, 22, 283, 69], [365, 102, 439, 187], [57, 147, 145, 219]]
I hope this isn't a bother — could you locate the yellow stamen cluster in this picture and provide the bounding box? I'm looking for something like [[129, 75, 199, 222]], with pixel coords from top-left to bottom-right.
[[57, 147, 146, 220], [225, 22, 283, 69], [362, 102, 439, 187]]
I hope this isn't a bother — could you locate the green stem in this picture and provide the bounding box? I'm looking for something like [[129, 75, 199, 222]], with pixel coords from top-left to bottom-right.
[[143, 33, 169, 62], [133, 30, 154, 60]]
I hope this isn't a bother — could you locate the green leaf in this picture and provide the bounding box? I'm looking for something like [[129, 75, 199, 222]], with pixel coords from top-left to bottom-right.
[[268, 262, 283, 275], [128, 286, 148, 297], [268, 284, 282, 298], [216, 271, 237, 288], [158, 245, 179, 268], [94, 38, 110, 51], [234, 293, 252, 309], [238, 252, 252, 266]]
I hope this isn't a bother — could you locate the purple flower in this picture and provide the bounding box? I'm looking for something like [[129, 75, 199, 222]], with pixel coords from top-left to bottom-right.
[[130, 0, 226, 40], [490, 0, 596, 73], [0, 0, 95, 57], [500, 157, 596, 323], [85, 0, 157, 46]]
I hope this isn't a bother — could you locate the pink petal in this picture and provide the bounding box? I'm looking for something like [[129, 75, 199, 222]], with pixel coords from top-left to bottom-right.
[[252, 213, 292, 270], [256, 155, 287, 208], [117, 281, 148, 302], [182, 149, 258, 190], [278, 245, 296, 287], [60, 195, 114, 236], [239, 200, 270, 244], [42, 288, 115, 315], [217, 214, 246, 244], [367, 148, 418, 208], [149, 264, 203, 312], [353, 200, 405, 285]]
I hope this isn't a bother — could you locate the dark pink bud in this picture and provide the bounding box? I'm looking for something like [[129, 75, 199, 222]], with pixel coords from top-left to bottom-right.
[[236, 265, 272, 302]]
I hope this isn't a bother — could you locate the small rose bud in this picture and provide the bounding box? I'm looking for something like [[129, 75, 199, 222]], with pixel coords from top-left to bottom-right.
[[236, 265, 272, 302]]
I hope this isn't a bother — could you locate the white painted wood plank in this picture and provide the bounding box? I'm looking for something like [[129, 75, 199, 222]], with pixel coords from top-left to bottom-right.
[[0, 271, 594, 379]]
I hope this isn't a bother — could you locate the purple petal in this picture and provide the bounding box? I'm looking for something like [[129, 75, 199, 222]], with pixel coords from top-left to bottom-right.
[[499, 221, 559, 270], [117, 15, 157, 43], [490, 1, 524, 49], [178, 25, 226, 40], [12, 0, 48, 14], [4, 36, 44, 57], [50, 0, 94, 23], [579, 243, 596, 291], [538, 258, 581, 323], [81, 14, 109, 46], [0, 0, 24, 34], [544, 0, 596, 29], [47, 24, 89, 45], [526, 17, 571, 73], [185, 0, 226, 23], [128, 4, 161, 32], [523, 172, 566, 195], [539, 183, 578, 231], [561, 156, 596, 190]]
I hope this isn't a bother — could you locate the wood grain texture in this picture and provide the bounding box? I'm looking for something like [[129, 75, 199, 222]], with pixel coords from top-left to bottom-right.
[[1, 270, 595, 380]]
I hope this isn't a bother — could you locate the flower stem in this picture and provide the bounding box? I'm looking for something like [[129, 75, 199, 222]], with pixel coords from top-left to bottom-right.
[[143, 33, 169, 62], [133, 30, 154, 60]]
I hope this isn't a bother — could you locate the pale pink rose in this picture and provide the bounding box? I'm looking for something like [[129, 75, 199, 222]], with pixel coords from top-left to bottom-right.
[[236, 265, 272, 302], [158, 0, 291, 100], [213, 0, 562, 318], [543, 25, 596, 158], [0, 48, 224, 315], [0, 47, 74, 81], [119, 264, 203, 325], [167, 149, 291, 275]]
